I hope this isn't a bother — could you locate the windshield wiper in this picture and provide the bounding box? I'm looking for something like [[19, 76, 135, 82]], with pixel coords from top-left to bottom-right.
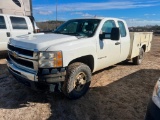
[[73, 33, 88, 39], [53, 31, 58, 33], [53, 32, 87, 38]]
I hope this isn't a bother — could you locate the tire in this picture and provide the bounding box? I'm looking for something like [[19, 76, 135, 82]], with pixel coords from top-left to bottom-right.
[[122, 59, 129, 64], [133, 48, 144, 65], [62, 62, 91, 99]]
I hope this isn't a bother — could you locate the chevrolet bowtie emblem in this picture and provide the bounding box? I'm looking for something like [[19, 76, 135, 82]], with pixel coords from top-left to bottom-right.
[[13, 51, 18, 59]]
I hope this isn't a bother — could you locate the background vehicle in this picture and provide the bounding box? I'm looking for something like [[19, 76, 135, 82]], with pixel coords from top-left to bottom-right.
[[0, 0, 39, 51], [145, 78, 160, 120], [0, 14, 34, 51], [7, 17, 153, 99]]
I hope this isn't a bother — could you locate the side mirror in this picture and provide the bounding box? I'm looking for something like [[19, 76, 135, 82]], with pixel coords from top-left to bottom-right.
[[111, 27, 120, 40], [99, 33, 111, 40], [99, 27, 120, 40]]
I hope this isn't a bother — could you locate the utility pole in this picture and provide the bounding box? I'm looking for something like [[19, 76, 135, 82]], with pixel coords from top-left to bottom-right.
[[56, 0, 58, 28], [30, 0, 33, 16]]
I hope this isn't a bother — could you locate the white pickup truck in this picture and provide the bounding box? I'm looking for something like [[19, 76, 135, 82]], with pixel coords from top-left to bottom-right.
[[0, 14, 38, 51], [7, 17, 153, 99]]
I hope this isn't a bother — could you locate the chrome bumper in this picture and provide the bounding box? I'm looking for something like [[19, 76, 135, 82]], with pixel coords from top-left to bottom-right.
[[7, 58, 38, 82], [7, 57, 66, 92]]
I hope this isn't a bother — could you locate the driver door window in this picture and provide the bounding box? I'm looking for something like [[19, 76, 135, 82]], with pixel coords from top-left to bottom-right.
[[101, 20, 116, 39]]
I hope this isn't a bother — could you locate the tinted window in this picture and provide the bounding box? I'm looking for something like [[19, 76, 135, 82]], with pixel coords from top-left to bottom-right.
[[54, 19, 101, 37], [10, 17, 28, 29], [62, 22, 78, 33], [102, 20, 116, 33], [0, 16, 6, 29], [101, 20, 116, 39], [118, 21, 126, 37]]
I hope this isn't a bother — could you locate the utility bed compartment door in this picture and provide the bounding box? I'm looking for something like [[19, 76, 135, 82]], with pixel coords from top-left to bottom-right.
[[128, 32, 153, 59], [140, 33, 153, 52], [129, 32, 141, 59]]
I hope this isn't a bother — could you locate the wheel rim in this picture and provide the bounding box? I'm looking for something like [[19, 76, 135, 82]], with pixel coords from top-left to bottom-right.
[[74, 72, 87, 92]]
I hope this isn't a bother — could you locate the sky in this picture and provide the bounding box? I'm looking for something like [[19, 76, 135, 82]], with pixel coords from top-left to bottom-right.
[[32, 0, 160, 27]]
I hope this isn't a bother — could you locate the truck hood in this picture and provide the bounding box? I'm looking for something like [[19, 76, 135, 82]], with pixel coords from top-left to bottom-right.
[[10, 33, 79, 51]]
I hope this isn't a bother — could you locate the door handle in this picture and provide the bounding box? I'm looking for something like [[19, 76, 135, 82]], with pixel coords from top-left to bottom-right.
[[115, 42, 121, 45], [28, 32, 31, 34], [6, 32, 11, 37]]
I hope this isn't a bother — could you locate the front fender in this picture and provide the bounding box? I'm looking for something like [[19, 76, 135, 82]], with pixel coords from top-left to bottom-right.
[[46, 37, 97, 68]]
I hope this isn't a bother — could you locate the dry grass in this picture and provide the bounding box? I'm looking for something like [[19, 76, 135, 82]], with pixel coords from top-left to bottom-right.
[[0, 36, 160, 120]]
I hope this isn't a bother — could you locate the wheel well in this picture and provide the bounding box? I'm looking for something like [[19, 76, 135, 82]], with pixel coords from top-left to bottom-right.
[[142, 45, 146, 52], [69, 55, 94, 72]]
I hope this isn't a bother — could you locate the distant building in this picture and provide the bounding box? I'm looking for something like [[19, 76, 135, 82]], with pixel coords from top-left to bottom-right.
[[0, 0, 32, 16]]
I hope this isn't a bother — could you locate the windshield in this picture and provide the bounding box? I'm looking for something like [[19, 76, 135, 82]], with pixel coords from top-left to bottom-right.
[[54, 19, 101, 37]]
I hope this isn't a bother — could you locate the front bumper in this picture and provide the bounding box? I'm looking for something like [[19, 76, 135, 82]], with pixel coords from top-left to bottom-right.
[[7, 58, 37, 82], [7, 57, 66, 91], [145, 99, 160, 120]]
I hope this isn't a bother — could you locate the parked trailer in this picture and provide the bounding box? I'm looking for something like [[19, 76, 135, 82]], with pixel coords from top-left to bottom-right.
[[0, 0, 32, 16]]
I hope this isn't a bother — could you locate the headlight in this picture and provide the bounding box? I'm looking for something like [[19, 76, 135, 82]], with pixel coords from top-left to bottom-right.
[[39, 51, 63, 68], [152, 78, 160, 108]]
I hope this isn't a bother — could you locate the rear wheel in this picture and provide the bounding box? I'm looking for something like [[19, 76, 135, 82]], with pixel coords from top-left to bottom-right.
[[62, 62, 91, 99], [133, 48, 144, 65]]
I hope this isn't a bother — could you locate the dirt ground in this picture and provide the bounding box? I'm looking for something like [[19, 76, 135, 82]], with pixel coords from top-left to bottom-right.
[[0, 36, 159, 120]]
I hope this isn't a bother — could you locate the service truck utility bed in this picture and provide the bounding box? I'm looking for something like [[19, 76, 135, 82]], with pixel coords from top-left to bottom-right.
[[128, 32, 153, 59]]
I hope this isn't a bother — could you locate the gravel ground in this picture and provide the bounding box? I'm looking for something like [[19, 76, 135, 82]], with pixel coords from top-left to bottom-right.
[[0, 36, 159, 120]]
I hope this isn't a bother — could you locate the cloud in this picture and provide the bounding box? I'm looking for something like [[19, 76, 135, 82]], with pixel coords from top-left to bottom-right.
[[71, 12, 93, 17], [71, 12, 83, 15], [144, 14, 156, 16], [126, 19, 160, 27], [33, 0, 160, 26], [38, 10, 53, 15], [82, 13, 93, 17], [33, 1, 160, 12]]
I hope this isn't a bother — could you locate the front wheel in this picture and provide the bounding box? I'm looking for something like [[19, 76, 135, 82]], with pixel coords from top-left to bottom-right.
[[133, 48, 144, 65], [62, 62, 91, 99]]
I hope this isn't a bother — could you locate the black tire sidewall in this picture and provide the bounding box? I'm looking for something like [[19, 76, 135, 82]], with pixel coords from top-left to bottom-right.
[[64, 63, 91, 99], [133, 48, 144, 65], [138, 48, 144, 64]]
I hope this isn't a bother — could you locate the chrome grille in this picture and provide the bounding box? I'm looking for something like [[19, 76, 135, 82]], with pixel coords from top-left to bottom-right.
[[8, 44, 33, 57], [10, 54, 34, 69], [8, 44, 38, 72]]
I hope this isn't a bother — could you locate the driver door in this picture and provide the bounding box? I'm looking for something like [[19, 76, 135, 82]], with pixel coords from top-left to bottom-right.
[[96, 20, 121, 70]]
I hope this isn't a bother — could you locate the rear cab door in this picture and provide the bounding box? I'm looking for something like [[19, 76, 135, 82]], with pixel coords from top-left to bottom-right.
[[117, 20, 130, 61], [7, 15, 33, 38], [0, 14, 11, 51]]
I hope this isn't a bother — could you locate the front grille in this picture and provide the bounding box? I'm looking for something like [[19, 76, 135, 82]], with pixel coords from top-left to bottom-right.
[[8, 44, 33, 57], [9, 67, 21, 75], [10, 54, 34, 69]]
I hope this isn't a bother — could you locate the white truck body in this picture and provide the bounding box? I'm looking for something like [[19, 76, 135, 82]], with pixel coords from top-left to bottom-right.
[[0, 14, 34, 51], [6, 17, 153, 99]]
